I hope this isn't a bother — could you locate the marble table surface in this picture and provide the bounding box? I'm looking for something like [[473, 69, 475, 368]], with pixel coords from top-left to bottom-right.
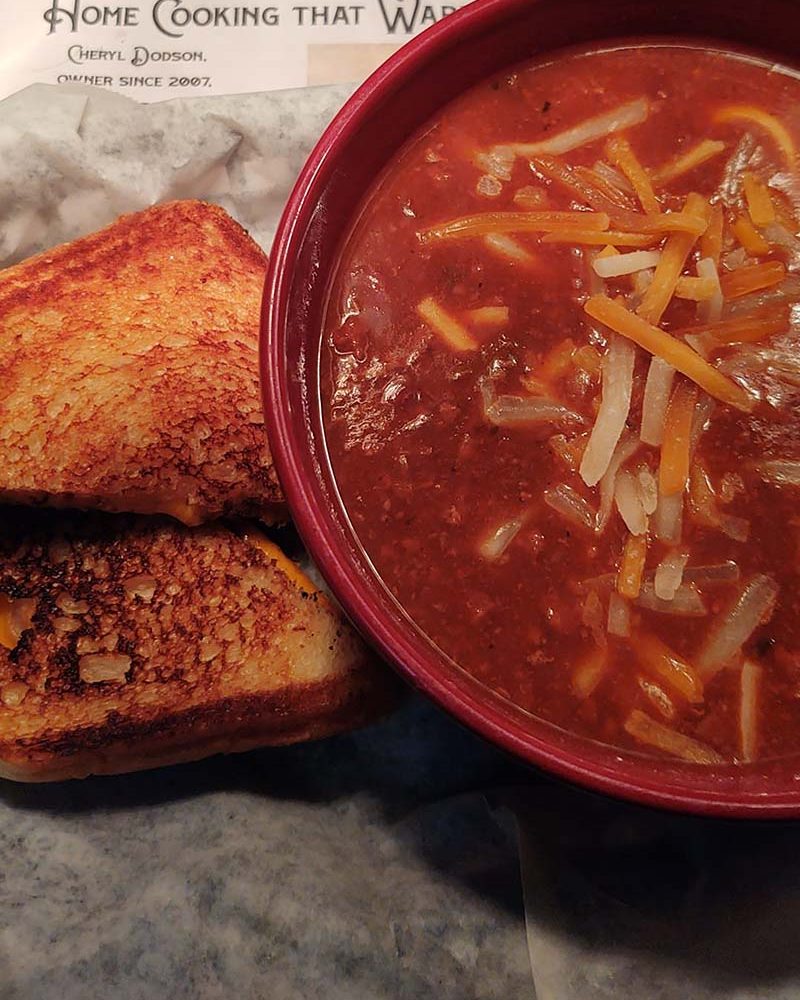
[[0, 697, 534, 1000]]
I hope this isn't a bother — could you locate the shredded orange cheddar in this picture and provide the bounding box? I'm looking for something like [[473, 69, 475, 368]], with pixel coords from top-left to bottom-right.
[[675, 306, 790, 344], [634, 633, 704, 703], [572, 344, 603, 374], [467, 306, 510, 326], [541, 338, 576, 380], [420, 210, 610, 241], [719, 260, 786, 299], [674, 276, 717, 301], [584, 294, 756, 412], [636, 193, 709, 325], [606, 135, 660, 213], [733, 215, 771, 256], [573, 165, 635, 209], [572, 646, 608, 699], [596, 244, 620, 259], [542, 230, 657, 247], [713, 105, 795, 164], [743, 172, 777, 227], [650, 139, 726, 186], [624, 710, 723, 763], [659, 381, 698, 496], [618, 534, 648, 599], [700, 204, 725, 265], [416, 297, 478, 352]]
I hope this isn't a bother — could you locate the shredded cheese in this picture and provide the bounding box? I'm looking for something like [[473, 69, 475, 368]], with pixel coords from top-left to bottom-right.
[[416, 297, 478, 352], [713, 105, 796, 164], [659, 381, 698, 496], [584, 294, 755, 412], [420, 211, 610, 242], [606, 135, 660, 213], [650, 139, 727, 186], [733, 215, 770, 256], [720, 260, 786, 299], [636, 193, 709, 325], [618, 533, 648, 599]]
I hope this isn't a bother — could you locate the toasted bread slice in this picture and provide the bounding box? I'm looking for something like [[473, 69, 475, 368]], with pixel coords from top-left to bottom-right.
[[0, 508, 395, 781], [0, 200, 284, 525]]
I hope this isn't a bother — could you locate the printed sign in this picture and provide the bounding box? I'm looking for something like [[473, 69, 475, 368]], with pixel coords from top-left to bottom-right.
[[0, 0, 473, 101]]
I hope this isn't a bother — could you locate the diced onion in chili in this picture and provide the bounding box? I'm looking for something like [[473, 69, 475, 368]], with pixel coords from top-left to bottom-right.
[[467, 305, 510, 326], [683, 561, 741, 585], [753, 459, 800, 486], [651, 139, 726, 187], [654, 549, 690, 601], [485, 394, 586, 427], [572, 646, 608, 699], [638, 678, 676, 719], [607, 591, 631, 637], [479, 515, 525, 560], [582, 590, 607, 648], [579, 333, 636, 486], [687, 462, 750, 541], [717, 133, 758, 207], [474, 147, 515, 181], [697, 574, 780, 680], [615, 469, 648, 535], [544, 484, 597, 531], [504, 97, 649, 157], [592, 159, 635, 196], [636, 580, 707, 617], [640, 357, 676, 446], [739, 658, 761, 763], [417, 297, 478, 352], [633, 632, 704, 702], [593, 249, 661, 278], [763, 222, 800, 271], [484, 233, 536, 263], [624, 710, 724, 763], [688, 393, 716, 457]]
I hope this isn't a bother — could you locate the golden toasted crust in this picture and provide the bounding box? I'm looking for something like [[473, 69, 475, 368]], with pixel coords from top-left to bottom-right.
[[0, 509, 396, 781], [0, 200, 285, 525]]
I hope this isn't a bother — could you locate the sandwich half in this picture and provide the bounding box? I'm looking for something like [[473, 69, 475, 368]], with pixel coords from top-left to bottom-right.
[[0, 200, 284, 525], [0, 507, 395, 781]]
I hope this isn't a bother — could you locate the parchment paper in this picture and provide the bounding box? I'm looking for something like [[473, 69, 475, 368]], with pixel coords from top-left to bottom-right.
[[3, 82, 800, 1000]]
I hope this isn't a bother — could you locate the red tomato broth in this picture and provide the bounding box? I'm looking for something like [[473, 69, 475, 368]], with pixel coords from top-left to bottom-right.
[[321, 43, 800, 765]]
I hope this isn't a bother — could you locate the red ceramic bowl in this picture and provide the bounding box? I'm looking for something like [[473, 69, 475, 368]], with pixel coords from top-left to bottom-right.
[[263, 0, 800, 817]]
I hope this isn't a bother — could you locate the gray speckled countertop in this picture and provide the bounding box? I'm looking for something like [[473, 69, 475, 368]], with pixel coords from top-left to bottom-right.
[[0, 698, 533, 999]]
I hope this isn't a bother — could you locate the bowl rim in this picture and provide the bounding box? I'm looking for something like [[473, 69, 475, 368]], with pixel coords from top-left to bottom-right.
[[263, 0, 800, 819]]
